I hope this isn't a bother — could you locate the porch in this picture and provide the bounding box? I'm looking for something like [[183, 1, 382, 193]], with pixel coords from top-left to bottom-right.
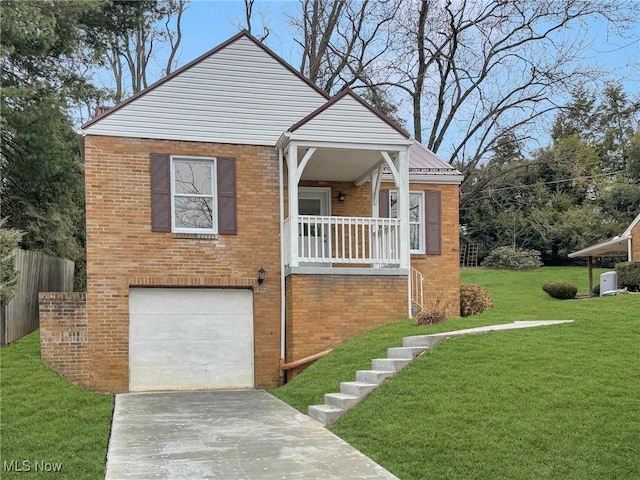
[[275, 90, 427, 324], [278, 142, 413, 311], [280, 143, 412, 259]]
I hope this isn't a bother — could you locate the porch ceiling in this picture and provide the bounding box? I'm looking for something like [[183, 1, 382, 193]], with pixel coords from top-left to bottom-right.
[[299, 147, 385, 182]]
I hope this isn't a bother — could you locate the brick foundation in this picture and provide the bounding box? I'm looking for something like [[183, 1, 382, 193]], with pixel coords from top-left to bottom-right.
[[285, 273, 408, 376], [39, 292, 89, 385]]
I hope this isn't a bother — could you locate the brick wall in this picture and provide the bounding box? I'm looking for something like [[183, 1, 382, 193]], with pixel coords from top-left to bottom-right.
[[632, 221, 640, 262], [83, 136, 282, 392], [285, 274, 408, 374], [39, 293, 88, 385], [403, 183, 461, 317], [299, 180, 461, 317]]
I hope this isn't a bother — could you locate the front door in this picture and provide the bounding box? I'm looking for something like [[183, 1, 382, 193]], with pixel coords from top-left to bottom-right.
[[298, 187, 331, 264]]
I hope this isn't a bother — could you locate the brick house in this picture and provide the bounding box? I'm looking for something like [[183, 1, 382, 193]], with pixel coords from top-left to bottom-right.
[[39, 31, 463, 393]]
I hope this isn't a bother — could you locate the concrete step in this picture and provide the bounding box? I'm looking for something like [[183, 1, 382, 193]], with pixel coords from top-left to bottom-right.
[[371, 358, 412, 372], [403, 334, 449, 348], [310, 321, 575, 426], [324, 392, 361, 410], [387, 346, 428, 359], [355, 369, 395, 385], [340, 381, 378, 398], [308, 404, 344, 426]]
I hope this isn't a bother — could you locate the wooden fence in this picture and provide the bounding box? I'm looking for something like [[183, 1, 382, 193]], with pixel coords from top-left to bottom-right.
[[1, 249, 74, 345]]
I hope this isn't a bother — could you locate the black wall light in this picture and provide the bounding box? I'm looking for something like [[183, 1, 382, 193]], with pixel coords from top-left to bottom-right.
[[338, 192, 345, 202], [258, 267, 266, 285]]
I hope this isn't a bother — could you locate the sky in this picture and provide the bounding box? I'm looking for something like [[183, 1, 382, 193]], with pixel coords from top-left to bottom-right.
[[89, 0, 639, 154], [175, 0, 639, 90], [175, 1, 301, 67]]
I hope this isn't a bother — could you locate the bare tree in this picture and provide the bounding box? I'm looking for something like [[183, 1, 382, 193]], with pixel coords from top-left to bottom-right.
[[164, 0, 186, 76], [292, 0, 401, 95], [232, 0, 270, 42], [94, 0, 187, 103], [374, 0, 637, 188]]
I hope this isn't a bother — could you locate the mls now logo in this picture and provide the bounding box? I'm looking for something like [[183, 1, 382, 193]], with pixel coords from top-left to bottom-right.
[[4, 460, 63, 472]]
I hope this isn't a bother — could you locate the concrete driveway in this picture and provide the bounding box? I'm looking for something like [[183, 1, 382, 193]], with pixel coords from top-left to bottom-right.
[[105, 390, 398, 479]]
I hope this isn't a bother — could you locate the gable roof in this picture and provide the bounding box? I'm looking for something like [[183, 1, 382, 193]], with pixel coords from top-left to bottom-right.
[[288, 89, 410, 140], [568, 212, 640, 258], [81, 31, 329, 146], [83, 30, 329, 130]]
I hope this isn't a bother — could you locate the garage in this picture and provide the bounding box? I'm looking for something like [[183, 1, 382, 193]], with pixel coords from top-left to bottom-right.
[[129, 288, 254, 391]]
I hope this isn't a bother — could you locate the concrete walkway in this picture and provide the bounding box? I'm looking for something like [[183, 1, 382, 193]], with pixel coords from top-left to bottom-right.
[[403, 320, 575, 348], [310, 320, 575, 425], [105, 390, 398, 480]]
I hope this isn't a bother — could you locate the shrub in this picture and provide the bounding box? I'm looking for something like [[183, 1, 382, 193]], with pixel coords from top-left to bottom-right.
[[460, 283, 493, 317], [592, 284, 600, 296], [543, 281, 577, 300], [415, 298, 447, 326], [615, 261, 640, 292], [481, 246, 543, 270]]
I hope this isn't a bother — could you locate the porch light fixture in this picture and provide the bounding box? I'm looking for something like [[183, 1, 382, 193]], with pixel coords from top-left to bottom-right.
[[337, 192, 345, 202], [257, 267, 266, 285]]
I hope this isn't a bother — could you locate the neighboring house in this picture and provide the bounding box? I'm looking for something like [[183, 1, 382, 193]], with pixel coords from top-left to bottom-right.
[[39, 31, 462, 393], [568, 212, 640, 294]]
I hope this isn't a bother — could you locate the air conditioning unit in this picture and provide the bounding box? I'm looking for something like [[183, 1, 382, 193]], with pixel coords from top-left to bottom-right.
[[600, 271, 618, 296]]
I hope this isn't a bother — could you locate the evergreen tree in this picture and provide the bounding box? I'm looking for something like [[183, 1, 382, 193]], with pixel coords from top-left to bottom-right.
[[0, 0, 98, 289]]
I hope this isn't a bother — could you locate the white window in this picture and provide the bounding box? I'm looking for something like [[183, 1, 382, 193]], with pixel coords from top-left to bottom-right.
[[390, 190, 424, 254], [171, 156, 217, 234]]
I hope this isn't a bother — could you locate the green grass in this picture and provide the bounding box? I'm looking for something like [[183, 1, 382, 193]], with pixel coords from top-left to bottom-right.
[[0, 331, 113, 479], [273, 267, 640, 479]]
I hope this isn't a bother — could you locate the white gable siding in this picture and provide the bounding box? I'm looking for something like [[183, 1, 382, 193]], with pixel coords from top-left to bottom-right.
[[83, 36, 327, 146], [291, 95, 408, 144]]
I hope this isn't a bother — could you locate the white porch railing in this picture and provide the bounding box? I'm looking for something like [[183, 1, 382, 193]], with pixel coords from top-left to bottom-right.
[[284, 215, 400, 267], [411, 266, 425, 311]]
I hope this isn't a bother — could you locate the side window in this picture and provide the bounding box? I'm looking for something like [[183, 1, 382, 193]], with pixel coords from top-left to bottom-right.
[[389, 191, 425, 254], [171, 157, 217, 234]]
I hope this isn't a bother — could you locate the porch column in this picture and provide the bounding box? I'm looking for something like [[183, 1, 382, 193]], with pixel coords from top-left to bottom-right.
[[397, 149, 410, 270], [397, 149, 411, 317], [380, 149, 409, 270], [287, 145, 299, 267]]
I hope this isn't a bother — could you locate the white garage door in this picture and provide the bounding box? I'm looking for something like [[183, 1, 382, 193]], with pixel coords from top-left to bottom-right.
[[129, 288, 254, 391]]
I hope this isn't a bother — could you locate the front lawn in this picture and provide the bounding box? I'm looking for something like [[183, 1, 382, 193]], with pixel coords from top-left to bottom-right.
[[0, 331, 113, 479], [273, 267, 640, 479]]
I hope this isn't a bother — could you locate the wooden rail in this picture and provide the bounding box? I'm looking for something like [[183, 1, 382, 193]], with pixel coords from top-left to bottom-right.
[[284, 215, 400, 267]]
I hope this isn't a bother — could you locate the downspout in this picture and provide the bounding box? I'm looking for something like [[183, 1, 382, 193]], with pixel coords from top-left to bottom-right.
[[628, 237, 632, 262], [278, 147, 287, 386]]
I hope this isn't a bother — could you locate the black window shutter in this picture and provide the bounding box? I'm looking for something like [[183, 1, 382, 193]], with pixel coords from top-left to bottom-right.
[[217, 157, 237, 235], [425, 190, 442, 255], [150, 153, 171, 232], [379, 189, 389, 218]]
